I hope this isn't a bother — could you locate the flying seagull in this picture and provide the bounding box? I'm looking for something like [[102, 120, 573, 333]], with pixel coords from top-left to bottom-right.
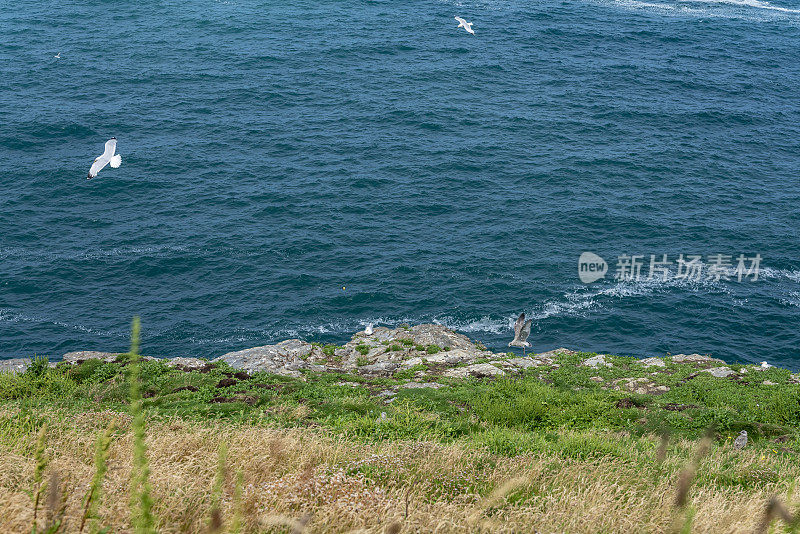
[[454, 16, 475, 35], [88, 137, 122, 179], [508, 312, 532, 355], [733, 430, 748, 450], [364, 323, 374, 336], [54, 52, 61, 59]]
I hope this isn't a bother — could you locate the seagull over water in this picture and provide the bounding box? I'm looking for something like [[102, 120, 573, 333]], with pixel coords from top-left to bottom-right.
[[733, 430, 748, 450], [508, 312, 532, 355], [454, 16, 475, 35], [54, 52, 61, 59], [88, 137, 122, 179]]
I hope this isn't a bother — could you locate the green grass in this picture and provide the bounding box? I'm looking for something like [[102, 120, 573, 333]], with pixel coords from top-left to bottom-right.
[[1, 350, 799, 456]]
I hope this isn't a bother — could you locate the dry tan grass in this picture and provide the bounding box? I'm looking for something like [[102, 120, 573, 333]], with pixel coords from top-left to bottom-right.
[[2, 408, 799, 533]]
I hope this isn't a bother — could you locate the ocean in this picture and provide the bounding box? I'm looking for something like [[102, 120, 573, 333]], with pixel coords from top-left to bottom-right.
[[1, 0, 799, 368]]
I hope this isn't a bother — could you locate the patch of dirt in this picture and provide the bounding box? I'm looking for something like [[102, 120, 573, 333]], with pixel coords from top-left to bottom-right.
[[678, 372, 700, 385], [223, 371, 250, 380], [616, 398, 644, 409], [210, 394, 258, 405], [662, 403, 699, 412], [216, 378, 238, 388]]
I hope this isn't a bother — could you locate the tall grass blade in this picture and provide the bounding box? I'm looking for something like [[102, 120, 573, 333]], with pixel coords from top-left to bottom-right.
[[127, 317, 155, 534], [79, 422, 116, 533]]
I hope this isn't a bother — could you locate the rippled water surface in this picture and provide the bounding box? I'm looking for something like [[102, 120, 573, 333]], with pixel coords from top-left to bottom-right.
[[1, 0, 799, 367]]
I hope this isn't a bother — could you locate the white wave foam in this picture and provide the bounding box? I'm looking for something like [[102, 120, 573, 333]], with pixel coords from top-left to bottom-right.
[[0, 244, 189, 263], [760, 267, 800, 283], [682, 0, 800, 12], [606, 0, 800, 20], [433, 315, 511, 334], [780, 292, 800, 307], [0, 308, 126, 338], [615, 0, 677, 9]]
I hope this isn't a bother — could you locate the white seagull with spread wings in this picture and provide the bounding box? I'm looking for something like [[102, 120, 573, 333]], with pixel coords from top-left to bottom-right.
[[454, 16, 475, 35], [508, 312, 532, 355], [88, 138, 122, 179]]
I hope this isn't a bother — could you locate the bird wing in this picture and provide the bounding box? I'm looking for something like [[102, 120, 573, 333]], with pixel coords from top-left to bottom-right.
[[88, 156, 109, 178], [520, 319, 532, 342], [513, 313, 526, 339], [455, 16, 466, 25], [102, 138, 117, 159]]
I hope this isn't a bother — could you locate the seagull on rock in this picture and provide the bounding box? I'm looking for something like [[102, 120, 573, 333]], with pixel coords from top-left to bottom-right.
[[454, 16, 475, 35], [733, 430, 748, 450], [364, 323, 374, 336], [760, 361, 773, 369], [88, 137, 121, 179], [508, 312, 532, 355]]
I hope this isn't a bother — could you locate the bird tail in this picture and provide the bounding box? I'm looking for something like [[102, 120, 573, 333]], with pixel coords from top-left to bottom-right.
[[110, 154, 122, 168]]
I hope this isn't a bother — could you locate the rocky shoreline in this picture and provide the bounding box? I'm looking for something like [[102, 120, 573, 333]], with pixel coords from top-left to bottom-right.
[[2, 324, 799, 388]]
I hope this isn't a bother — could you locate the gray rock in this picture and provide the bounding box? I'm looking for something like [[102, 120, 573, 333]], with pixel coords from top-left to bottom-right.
[[62, 351, 119, 364], [358, 361, 400, 376], [505, 357, 543, 369], [0, 358, 32, 373], [444, 363, 505, 379], [534, 348, 578, 361], [704, 367, 736, 378], [213, 339, 315, 375], [582, 355, 612, 369], [401, 357, 424, 368], [357, 324, 478, 352], [613, 377, 670, 395], [166, 357, 208, 369], [423, 350, 477, 365], [789, 374, 800, 384], [671, 354, 725, 365], [763, 380, 777, 386], [638, 357, 666, 368], [400, 381, 443, 389]]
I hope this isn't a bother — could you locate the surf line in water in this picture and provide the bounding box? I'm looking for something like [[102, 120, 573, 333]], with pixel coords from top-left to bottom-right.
[[683, 0, 800, 13]]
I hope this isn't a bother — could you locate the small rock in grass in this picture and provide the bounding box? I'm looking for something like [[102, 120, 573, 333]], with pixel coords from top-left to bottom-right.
[[0, 358, 32, 373], [582, 355, 612, 369], [704, 367, 736, 378], [638, 357, 666, 368], [444, 363, 505, 378], [671, 354, 725, 365], [613, 377, 669, 395], [400, 381, 443, 389], [166, 357, 208, 370]]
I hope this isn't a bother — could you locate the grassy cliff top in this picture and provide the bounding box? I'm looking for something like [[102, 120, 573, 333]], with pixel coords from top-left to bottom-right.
[[2, 326, 800, 532]]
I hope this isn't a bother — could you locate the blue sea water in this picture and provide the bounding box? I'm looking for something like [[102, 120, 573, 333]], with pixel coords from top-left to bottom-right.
[[1, 0, 799, 368]]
